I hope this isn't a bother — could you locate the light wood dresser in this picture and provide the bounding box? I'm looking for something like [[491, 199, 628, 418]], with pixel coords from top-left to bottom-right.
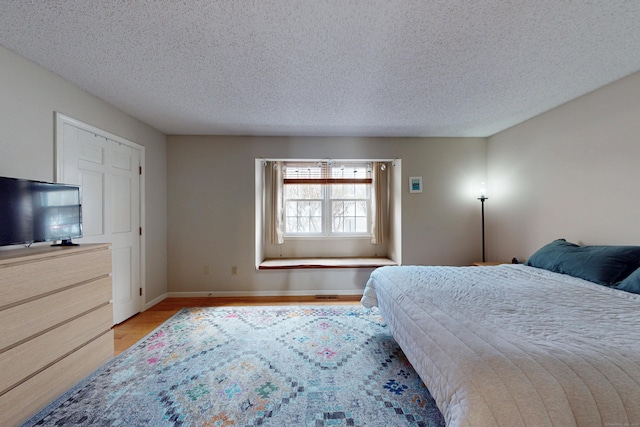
[[0, 243, 113, 426]]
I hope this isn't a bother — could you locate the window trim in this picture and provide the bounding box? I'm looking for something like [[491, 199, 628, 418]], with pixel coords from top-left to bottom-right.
[[282, 161, 373, 237], [256, 157, 401, 267]]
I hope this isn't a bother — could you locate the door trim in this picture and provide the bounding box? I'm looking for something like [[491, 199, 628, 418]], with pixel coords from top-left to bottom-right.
[[54, 112, 146, 316]]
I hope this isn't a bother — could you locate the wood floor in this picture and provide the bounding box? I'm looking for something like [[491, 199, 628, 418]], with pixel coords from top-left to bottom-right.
[[113, 296, 361, 355]]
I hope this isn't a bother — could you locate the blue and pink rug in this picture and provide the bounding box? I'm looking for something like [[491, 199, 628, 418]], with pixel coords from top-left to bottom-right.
[[24, 306, 444, 426]]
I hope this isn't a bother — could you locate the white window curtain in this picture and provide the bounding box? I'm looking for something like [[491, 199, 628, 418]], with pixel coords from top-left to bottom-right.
[[270, 161, 284, 244], [370, 161, 384, 245]]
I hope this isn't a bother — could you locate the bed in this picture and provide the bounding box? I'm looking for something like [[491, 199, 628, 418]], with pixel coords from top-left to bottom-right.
[[361, 240, 640, 427]]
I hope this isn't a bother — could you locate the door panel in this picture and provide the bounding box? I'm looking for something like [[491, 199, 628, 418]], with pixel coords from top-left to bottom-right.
[[80, 141, 104, 165], [79, 171, 104, 237], [112, 175, 132, 233], [112, 246, 133, 317], [108, 144, 140, 322], [112, 149, 132, 171], [57, 117, 142, 324]]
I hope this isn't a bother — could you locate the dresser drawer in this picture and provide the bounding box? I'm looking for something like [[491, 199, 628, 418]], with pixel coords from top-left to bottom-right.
[[0, 330, 113, 427], [0, 247, 111, 308], [0, 276, 112, 351], [0, 303, 113, 395]]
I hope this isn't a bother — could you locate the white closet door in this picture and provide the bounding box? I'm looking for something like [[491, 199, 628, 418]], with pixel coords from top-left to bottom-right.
[[56, 115, 142, 324]]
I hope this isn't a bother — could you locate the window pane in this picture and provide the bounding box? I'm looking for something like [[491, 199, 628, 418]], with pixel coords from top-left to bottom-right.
[[330, 183, 370, 199], [353, 184, 369, 198], [345, 185, 355, 198], [305, 185, 322, 198], [331, 200, 344, 217], [330, 200, 369, 234], [331, 184, 345, 198], [310, 202, 321, 217], [345, 217, 355, 233], [284, 185, 296, 199], [286, 200, 322, 233], [331, 184, 353, 199], [285, 184, 322, 199], [285, 201, 297, 216], [332, 215, 343, 233], [344, 201, 355, 216], [299, 217, 310, 232], [296, 201, 307, 216], [356, 201, 368, 216]]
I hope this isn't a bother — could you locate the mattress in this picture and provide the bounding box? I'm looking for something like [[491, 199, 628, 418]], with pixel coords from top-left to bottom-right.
[[361, 264, 640, 427]]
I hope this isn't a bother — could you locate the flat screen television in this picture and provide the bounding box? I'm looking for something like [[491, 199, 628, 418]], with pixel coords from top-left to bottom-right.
[[0, 176, 82, 247]]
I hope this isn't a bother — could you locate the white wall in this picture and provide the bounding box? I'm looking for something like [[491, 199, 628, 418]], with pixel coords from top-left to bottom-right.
[[0, 45, 168, 305], [167, 135, 486, 295], [487, 70, 640, 262], [8, 34, 637, 300]]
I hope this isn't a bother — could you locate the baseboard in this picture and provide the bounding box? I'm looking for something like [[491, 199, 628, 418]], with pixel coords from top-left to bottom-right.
[[144, 291, 362, 311], [166, 290, 363, 298], [144, 293, 167, 310]]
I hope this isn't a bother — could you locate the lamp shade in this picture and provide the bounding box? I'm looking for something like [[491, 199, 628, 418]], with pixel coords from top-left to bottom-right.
[[476, 182, 488, 200]]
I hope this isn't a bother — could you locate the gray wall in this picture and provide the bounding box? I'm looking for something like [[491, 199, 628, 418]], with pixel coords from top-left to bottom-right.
[[487, 70, 640, 262], [167, 136, 486, 295], [0, 45, 168, 306]]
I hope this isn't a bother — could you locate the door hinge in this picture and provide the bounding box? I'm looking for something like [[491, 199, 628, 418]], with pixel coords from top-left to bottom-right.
[[139, 227, 142, 236], [139, 166, 142, 175], [139, 288, 142, 296]]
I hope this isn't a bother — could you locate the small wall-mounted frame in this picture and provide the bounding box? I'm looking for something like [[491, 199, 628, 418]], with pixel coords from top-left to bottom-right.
[[409, 176, 422, 193]]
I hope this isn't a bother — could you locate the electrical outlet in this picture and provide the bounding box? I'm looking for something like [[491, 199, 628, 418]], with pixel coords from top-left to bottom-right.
[[204, 265, 210, 275], [231, 266, 238, 275]]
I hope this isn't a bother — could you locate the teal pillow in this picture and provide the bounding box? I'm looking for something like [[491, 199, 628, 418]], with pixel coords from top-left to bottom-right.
[[616, 268, 640, 295], [526, 239, 640, 285], [526, 239, 577, 271]]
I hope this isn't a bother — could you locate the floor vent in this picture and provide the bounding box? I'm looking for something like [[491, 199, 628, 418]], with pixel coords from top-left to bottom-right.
[[315, 294, 339, 300]]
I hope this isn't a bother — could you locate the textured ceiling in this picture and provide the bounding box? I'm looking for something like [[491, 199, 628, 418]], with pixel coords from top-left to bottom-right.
[[1, 1, 639, 137]]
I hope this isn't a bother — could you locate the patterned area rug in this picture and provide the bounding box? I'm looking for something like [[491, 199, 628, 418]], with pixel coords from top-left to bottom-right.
[[24, 306, 445, 426]]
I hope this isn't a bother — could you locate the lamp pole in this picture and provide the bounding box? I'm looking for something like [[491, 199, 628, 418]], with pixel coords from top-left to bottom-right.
[[478, 195, 487, 262]]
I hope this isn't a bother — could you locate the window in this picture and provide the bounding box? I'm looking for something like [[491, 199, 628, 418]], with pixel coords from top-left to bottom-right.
[[257, 157, 401, 265], [283, 162, 372, 236]]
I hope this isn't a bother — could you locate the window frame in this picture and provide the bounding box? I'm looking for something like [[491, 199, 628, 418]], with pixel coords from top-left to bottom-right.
[[282, 161, 373, 238], [257, 157, 400, 265]]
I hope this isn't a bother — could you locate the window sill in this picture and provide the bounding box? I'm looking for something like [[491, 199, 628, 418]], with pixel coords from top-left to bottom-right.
[[258, 257, 397, 270]]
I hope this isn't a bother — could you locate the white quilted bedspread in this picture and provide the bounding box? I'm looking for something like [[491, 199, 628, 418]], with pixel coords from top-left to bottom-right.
[[361, 264, 640, 427]]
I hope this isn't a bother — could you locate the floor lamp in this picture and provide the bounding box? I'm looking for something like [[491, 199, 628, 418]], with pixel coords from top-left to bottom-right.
[[477, 184, 488, 262]]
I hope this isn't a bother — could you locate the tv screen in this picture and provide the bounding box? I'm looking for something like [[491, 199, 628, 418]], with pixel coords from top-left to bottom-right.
[[0, 176, 82, 247]]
